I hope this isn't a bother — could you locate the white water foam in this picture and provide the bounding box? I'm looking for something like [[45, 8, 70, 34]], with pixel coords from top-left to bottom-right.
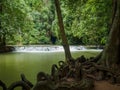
[[14, 45, 102, 53]]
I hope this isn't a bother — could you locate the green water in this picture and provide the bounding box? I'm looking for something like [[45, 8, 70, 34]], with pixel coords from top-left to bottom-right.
[[0, 51, 100, 88]]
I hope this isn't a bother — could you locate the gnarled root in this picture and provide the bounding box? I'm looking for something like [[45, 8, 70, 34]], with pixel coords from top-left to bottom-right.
[[0, 80, 7, 90], [8, 81, 31, 90], [33, 72, 55, 90], [21, 74, 33, 88], [8, 74, 33, 90]]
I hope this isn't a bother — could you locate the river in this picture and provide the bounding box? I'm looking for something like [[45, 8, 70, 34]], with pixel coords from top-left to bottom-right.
[[0, 49, 101, 88]]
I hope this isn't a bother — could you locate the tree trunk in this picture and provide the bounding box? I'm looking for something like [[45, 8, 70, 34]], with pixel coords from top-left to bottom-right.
[[2, 33, 6, 46], [100, 0, 120, 70], [54, 0, 72, 61]]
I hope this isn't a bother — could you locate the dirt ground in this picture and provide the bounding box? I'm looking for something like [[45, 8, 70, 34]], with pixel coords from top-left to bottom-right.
[[94, 81, 120, 90]]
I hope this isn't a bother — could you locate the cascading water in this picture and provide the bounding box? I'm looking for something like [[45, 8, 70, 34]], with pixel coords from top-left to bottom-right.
[[14, 45, 87, 52]]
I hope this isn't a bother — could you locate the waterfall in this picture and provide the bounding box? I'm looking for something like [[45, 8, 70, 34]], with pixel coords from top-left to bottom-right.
[[14, 45, 87, 52]]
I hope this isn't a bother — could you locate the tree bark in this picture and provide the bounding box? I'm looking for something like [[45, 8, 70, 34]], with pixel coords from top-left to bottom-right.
[[54, 0, 72, 61], [100, 0, 120, 70]]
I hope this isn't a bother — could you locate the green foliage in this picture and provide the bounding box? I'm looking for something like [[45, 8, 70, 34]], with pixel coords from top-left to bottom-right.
[[59, 0, 112, 45], [0, 0, 112, 45], [0, 0, 35, 45]]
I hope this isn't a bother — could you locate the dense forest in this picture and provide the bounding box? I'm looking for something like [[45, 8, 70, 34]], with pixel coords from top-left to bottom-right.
[[0, 0, 112, 46], [0, 0, 120, 90]]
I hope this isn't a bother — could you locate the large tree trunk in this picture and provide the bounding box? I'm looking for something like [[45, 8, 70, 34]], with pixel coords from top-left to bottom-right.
[[100, 0, 120, 71], [54, 0, 72, 61]]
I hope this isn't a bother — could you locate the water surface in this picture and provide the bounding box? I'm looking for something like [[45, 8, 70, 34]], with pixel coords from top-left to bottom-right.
[[0, 51, 100, 87]]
